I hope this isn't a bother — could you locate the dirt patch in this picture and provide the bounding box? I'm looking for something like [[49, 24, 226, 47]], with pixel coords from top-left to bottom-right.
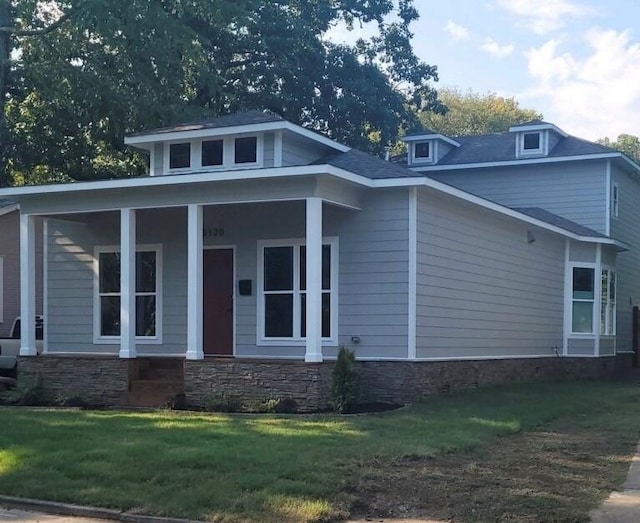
[[348, 427, 637, 522]]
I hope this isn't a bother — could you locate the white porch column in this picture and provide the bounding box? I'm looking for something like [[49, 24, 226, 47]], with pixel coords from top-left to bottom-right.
[[119, 209, 137, 359], [19, 214, 37, 356], [186, 204, 204, 360], [305, 197, 323, 363]]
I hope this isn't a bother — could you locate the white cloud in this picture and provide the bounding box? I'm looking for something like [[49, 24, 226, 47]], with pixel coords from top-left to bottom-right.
[[523, 28, 640, 139], [496, 0, 595, 34], [445, 20, 470, 41], [480, 38, 515, 58]]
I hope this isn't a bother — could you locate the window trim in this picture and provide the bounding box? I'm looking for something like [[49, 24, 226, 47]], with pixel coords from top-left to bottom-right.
[[600, 266, 616, 336], [0, 256, 3, 324], [93, 244, 163, 345], [410, 140, 434, 164], [256, 237, 338, 347], [611, 182, 619, 218], [518, 131, 545, 156], [164, 134, 264, 173], [569, 263, 596, 336]]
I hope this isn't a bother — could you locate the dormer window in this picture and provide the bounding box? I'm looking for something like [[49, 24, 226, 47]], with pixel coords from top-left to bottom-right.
[[235, 136, 258, 164], [410, 141, 433, 164], [169, 143, 191, 169], [202, 139, 223, 166], [522, 132, 541, 152]]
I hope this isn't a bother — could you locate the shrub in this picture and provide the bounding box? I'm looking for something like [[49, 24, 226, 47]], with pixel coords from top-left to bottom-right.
[[204, 391, 242, 413], [0, 379, 48, 406], [331, 346, 360, 413]]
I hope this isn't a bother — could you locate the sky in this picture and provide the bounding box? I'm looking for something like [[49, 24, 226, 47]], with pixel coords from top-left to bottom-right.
[[327, 0, 640, 141]]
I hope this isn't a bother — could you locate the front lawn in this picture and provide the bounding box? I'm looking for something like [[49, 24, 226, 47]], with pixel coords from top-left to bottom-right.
[[1, 380, 639, 522]]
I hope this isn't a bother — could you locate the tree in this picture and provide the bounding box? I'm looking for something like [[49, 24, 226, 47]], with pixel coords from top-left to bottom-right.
[[2, 0, 443, 186], [418, 87, 543, 137], [597, 134, 640, 162]]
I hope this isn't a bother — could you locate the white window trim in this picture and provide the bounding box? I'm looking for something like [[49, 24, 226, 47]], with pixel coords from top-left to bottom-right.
[[164, 134, 264, 174], [518, 131, 546, 157], [568, 262, 597, 336], [410, 141, 434, 165], [611, 182, 619, 218], [93, 244, 163, 345], [600, 266, 616, 336], [0, 256, 3, 324], [256, 237, 338, 347]]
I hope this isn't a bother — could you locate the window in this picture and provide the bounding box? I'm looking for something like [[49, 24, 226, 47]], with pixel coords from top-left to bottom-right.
[[259, 239, 337, 344], [572, 267, 594, 333], [234, 136, 257, 164], [601, 268, 616, 335], [522, 132, 541, 151], [95, 246, 161, 342], [0, 256, 3, 324], [202, 139, 224, 166], [169, 143, 191, 169], [414, 142, 431, 159], [611, 183, 619, 217]]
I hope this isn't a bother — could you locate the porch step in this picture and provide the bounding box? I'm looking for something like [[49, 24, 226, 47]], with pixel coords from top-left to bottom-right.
[[125, 380, 184, 408]]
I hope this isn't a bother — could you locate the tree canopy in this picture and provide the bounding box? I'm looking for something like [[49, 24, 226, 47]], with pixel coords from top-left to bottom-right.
[[597, 134, 640, 163], [1, 0, 443, 186], [417, 87, 543, 137]]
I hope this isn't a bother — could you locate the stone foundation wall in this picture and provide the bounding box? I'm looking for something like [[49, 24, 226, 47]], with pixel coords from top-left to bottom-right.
[[18, 356, 129, 406], [15, 354, 629, 412]]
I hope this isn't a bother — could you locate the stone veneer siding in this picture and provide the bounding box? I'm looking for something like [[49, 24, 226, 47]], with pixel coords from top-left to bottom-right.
[[17, 354, 629, 412], [18, 356, 129, 406]]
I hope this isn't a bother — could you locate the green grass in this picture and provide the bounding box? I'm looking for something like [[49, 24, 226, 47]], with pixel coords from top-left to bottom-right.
[[1, 380, 640, 522]]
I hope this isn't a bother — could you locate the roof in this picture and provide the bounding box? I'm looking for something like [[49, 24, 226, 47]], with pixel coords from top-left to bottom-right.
[[403, 132, 618, 167], [317, 149, 417, 179], [0, 198, 17, 216], [127, 110, 285, 137], [512, 207, 608, 238]]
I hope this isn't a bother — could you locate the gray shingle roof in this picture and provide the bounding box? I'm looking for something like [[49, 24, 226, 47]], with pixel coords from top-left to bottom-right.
[[316, 149, 417, 179], [414, 133, 617, 166], [127, 110, 285, 137], [512, 207, 607, 238], [0, 198, 16, 210]]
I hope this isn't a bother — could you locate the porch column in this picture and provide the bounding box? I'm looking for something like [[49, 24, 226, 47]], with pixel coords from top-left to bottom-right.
[[19, 213, 37, 356], [305, 197, 323, 362], [186, 204, 204, 360], [119, 208, 137, 359]]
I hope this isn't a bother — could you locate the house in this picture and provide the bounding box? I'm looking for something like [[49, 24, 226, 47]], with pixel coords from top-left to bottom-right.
[[0, 199, 43, 339], [0, 111, 632, 410]]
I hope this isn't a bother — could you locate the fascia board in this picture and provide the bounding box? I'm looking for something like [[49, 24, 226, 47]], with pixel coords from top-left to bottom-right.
[[125, 120, 350, 153], [0, 203, 18, 217], [409, 152, 624, 172]]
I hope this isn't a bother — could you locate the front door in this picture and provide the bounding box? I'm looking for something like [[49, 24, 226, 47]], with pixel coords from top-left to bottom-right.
[[203, 248, 234, 355]]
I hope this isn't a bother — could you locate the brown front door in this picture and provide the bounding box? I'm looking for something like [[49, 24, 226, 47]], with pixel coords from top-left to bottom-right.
[[203, 248, 234, 355]]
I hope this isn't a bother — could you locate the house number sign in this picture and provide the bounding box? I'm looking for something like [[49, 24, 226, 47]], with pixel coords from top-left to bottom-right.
[[203, 227, 225, 238]]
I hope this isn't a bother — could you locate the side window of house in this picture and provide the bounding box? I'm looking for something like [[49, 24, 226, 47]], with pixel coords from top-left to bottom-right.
[[97, 249, 160, 339], [261, 241, 334, 341], [572, 267, 594, 334], [601, 268, 616, 335], [169, 143, 191, 169], [611, 183, 619, 217], [0, 256, 3, 324]]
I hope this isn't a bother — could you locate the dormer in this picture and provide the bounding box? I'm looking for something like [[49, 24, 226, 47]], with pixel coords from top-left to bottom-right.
[[509, 120, 568, 159], [125, 111, 349, 176], [401, 129, 460, 167]]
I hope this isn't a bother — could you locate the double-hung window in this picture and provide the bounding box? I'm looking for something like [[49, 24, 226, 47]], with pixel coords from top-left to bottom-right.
[[601, 268, 616, 335], [259, 238, 337, 345], [95, 246, 161, 343], [571, 266, 595, 334]]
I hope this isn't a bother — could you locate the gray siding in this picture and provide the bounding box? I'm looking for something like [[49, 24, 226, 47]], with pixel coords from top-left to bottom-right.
[[416, 187, 565, 359], [428, 160, 608, 234], [0, 212, 43, 337], [610, 162, 640, 353], [152, 144, 163, 176], [282, 134, 330, 166], [567, 338, 595, 356], [263, 132, 275, 168], [46, 191, 409, 360]]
